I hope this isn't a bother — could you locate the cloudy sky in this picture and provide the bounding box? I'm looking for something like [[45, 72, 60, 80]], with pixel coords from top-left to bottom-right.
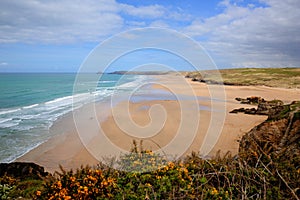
[[0, 0, 299, 72]]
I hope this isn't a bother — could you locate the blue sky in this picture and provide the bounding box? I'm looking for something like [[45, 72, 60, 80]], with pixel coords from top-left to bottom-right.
[[0, 0, 299, 72]]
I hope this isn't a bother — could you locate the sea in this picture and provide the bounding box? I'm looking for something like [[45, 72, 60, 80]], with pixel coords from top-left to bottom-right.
[[0, 73, 149, 163]]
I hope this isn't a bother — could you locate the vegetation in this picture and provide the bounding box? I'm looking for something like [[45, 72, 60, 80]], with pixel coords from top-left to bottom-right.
[[0, 175, 44, 199], [1, 140, 299, 199], [185, 68, 300, 88]]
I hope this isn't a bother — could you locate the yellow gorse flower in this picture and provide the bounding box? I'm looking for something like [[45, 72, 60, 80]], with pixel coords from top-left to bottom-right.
[[145, 183, 152, 187], [83, 186, 88, 193], [107, 177, 115, 184], [168, 162, 175, 169], [69, 176, 76, 182], [55, 181, 62, 189], [101, 180, 108, 186], [36, 190, 41, 196], [211, 187, 218, 195], [145, 150, 154, 155]]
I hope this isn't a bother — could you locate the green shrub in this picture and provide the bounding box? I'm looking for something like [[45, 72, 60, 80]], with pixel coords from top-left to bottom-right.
[[1, 140, 299, 199], [39, 141, 300, 199]]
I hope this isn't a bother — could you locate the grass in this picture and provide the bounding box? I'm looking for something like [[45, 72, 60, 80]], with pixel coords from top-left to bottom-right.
[[1, 140, 299, 199], [185, 68, 300, 88]]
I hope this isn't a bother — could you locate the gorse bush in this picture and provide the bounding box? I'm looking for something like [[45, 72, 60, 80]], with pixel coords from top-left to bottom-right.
[[42, 165, 117, 199], [37, 140, 300, 200], [117, 140, 168, 173], [1, 140, 300, 199]]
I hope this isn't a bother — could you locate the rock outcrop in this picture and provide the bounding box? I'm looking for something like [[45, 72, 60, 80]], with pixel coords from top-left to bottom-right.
[[0, 162, 48, 180], [230, 97, 284, 116], [239, 101, 300, 167], [235, 96, 266, 104]]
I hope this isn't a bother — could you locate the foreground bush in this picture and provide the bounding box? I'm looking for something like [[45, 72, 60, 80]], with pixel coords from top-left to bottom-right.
[[36, 142, 299, 200], [1, 141, 299, 199]]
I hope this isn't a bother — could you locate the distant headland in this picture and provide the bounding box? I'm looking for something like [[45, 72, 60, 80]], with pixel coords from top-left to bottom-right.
[[106, 71, 174, 75]]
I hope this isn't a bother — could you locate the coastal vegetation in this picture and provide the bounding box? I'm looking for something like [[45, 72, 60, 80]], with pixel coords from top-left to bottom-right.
[[1, 145, 299, 199], [185, 68, 300, 88], [39, 147, 300, 199]]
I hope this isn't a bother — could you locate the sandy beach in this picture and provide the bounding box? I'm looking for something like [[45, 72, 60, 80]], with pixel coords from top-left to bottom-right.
[[17, 75, 300, 173]]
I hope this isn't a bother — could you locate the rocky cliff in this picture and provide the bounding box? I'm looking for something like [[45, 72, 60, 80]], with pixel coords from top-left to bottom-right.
[[239, 100, 300, 168]]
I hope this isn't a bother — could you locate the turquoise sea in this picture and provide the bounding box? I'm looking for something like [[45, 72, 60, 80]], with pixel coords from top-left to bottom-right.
[[0, 73, 146, 162]]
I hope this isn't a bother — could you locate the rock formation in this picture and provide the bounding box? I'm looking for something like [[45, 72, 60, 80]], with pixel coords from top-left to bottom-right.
[[239, 100, 300, 167], [0, 162, 48, 180], [230, 97, 284, 116]]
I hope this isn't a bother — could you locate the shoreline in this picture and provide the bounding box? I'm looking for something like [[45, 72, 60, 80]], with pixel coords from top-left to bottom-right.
[[16, 75, 300, 173]]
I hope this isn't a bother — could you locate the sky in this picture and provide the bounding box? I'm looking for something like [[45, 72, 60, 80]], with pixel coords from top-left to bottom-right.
[[0, 0, 299, 72]]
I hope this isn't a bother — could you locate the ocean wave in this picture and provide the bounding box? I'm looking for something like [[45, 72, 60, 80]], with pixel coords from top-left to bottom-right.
[[0, 120, 20, 128], [23, 104, 39, 109], [19, 114, 38, 120], [99, 80, 116, 83], [116, 82, 138, 89], [12, 125, 36, 131], [0, 108, 21, 115], [0, 118, 12, 124], [45, 95, 74, 106]]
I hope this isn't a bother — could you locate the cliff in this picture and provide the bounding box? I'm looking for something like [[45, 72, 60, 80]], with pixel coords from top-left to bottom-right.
[[239, 100, 300, 168]]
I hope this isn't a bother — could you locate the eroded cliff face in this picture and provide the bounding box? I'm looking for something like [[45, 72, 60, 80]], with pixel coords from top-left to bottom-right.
[[239, 100, 300, 167]]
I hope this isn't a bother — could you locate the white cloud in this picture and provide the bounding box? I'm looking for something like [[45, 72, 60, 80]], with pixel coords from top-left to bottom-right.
[[119, 3, 191, 22], [119, 4, 165, 18], [0, 0, 194, 44], [184, 0, 300, 67], [0, 0, 126, 43]]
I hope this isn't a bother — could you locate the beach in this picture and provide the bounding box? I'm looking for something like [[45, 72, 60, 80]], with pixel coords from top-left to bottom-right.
[[17, 75, 300, 173]]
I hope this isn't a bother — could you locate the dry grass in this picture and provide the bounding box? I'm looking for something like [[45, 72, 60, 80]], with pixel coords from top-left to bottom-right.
[[185, 68, 300, 88]]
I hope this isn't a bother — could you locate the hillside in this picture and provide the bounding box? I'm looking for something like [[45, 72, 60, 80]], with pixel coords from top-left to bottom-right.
[[185, 68, 300, 88]]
